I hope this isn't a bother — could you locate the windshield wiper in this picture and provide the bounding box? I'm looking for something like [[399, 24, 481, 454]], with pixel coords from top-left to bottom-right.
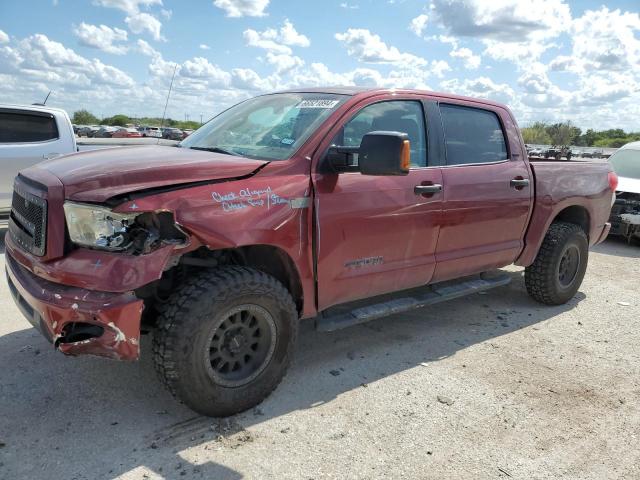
[[188, 146, 241, 156]]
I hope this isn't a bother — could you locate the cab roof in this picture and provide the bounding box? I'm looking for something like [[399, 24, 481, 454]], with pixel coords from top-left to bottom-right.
[[272, 86, 509, 110]]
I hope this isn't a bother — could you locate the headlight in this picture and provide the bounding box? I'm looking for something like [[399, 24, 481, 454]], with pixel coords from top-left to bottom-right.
[[64, 202, 139, 251]]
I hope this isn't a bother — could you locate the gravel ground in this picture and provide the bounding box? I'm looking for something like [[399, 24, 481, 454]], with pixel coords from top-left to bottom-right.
[[0, 232, 638, 480]]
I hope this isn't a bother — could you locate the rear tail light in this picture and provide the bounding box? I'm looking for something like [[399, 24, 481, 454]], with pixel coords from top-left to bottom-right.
[[608, 171, 619, 191]]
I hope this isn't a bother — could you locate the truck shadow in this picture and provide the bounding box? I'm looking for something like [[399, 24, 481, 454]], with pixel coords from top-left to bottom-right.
[[0, 267, 585, 479]]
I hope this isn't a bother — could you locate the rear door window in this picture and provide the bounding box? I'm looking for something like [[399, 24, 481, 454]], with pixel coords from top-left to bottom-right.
[[440, 104, 508, 165], [0, 111, 59, 143]]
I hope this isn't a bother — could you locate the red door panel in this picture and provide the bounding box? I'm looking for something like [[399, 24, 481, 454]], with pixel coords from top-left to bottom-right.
[[315, 168, 443, 309], [432, 159, 531, 282]]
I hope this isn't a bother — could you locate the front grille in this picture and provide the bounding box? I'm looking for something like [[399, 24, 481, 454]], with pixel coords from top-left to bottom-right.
[[8, 181, 48, 256]]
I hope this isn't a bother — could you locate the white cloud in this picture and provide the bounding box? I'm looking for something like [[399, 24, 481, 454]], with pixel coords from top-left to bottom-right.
[[340, 2, 359, 9], [335, 29, 427, 66], [231, 68, 275, 91], [244, 29, 291, 54], [93, 0, 162, 15], [125, 12, 164, 41], [430, 0, 571, 42], [449, 47, 481, 69], [0, 33, 134, 89], [0, 30, 9, 44], [213, 0, 269, 17], [136, 38, 159, 56], [243, 19, 309, 55], [409, 14, 429, 37], [566, 7, 640, 73], [278, 19, 310, 47], [440, 76, 516, 105], [199, 44, 211, 50], [73, 23, 129, 55], [181, 57, 231, 86], [430, 59, 451, 78], [265, 52, 304, 74]]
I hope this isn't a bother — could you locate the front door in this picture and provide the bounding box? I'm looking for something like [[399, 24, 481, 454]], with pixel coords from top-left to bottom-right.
[[312, 97, 443, 310]]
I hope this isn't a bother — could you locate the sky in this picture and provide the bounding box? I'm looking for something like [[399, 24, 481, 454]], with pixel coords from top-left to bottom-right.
[[0, 0, 639, 130]]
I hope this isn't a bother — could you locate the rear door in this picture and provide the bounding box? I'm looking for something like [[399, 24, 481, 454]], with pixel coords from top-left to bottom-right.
[[431, 102, 533, 282], [0, 108, 69, 211], [313, 96, 444, 310]]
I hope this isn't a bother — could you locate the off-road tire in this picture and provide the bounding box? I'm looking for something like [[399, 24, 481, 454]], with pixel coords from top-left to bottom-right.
[[525, 221, 588, 305], [153, 266, 298, 417]]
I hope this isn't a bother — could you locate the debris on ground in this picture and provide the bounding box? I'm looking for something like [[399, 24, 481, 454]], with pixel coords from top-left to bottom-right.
[[437, 395, 454, 406], [498, 466, 513, 477]]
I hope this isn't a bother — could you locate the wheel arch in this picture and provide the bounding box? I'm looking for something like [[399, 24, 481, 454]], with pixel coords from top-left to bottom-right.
[[553, 205, 591, 237], [174, 244, 305, 315], [516, 203, 592, 267]]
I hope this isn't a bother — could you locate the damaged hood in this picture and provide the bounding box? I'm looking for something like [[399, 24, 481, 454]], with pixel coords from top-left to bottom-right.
[[38, 145, 268, 202], [617, 176, 640, 195]]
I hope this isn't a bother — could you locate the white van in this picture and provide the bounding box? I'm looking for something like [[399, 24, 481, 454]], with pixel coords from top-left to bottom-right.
[[0, 104, 76, 224], [140, 126, 162, 138]]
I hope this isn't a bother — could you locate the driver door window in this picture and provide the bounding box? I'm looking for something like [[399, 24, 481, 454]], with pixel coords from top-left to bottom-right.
[[333, 101, 427, 167]]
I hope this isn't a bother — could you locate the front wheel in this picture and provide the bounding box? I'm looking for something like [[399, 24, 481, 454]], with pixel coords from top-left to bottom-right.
[[525, 222, 588, 305], [153, 266, 298, 416]]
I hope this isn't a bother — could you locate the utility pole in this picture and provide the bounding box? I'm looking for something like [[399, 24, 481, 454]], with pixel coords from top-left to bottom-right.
[[200, 114, 203, 125]]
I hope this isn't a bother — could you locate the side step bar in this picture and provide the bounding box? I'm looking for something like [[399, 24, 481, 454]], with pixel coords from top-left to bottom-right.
[[315, 273, 511, 332]]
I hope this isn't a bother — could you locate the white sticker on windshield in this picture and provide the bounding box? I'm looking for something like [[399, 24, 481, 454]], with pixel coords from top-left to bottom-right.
[[296, 99, 340, 109]]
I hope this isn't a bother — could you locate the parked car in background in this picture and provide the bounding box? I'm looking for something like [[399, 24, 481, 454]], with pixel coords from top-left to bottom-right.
[[93, 126, 119, 138], [545, 145, 572, 160], [4, 87, 615, 417], [608, 141, 640, 242], [181, 129, 194, 139], [140, 126, 162, 138], [162, 127, 183, 140], [112, 127, 142, 138], [77, 125, 101, 137], [0, 103, 76, 225]]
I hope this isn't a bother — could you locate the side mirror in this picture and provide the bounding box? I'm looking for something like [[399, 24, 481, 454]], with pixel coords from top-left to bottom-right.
[[325, 131, 411, 176], [358, 131, 411, 176]]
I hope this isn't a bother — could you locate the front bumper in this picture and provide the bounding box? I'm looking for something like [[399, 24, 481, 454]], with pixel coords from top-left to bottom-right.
[[6, 252, 144, 360]]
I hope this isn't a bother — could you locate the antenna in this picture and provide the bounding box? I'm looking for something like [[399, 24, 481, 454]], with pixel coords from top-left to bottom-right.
[[43, 91, 51, 105], [158, 63, 178, 145]]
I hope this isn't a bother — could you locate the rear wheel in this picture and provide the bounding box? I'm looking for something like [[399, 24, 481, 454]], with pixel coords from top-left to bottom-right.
[[525, 222, 588, 305], [153, 266, 298, 417]]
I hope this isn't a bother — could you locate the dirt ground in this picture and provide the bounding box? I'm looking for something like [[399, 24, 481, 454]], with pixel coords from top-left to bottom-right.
[[0, 232, 638, 480]]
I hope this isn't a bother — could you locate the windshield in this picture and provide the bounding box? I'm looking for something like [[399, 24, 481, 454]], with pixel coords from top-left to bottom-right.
[[609, 148, 640, 179], [180, 93, 348, 160]]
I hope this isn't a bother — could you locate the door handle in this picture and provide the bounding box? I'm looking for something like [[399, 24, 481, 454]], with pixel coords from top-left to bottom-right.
[[510, 178, 530, 188], [43, 153, 61, 160], [414, 184, 442, 195]]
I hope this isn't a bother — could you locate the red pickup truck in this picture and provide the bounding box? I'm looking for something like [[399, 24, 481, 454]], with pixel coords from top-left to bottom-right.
[[5, 87, 615, 416]]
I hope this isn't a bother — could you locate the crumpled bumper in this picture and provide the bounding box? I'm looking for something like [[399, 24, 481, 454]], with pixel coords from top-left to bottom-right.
[[5, 252, 144, 361]]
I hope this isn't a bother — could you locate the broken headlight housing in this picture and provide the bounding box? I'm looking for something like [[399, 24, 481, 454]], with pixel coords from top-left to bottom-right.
[[64, 202, 140, 251], [64, 202, 186, 253]]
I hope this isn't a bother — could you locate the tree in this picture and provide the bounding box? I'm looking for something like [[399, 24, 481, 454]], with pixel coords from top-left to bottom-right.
[[100, 114, 131, 126], [521, 122, 552, 145], [546, 122, 580, 146], [72, 109, 99, 125]]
